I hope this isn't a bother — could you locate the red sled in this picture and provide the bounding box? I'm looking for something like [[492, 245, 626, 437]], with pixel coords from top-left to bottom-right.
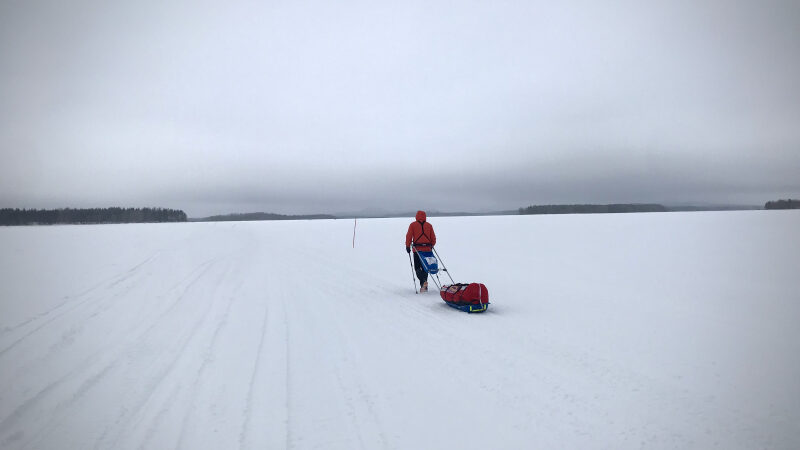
[[440, 283, 489, 313]]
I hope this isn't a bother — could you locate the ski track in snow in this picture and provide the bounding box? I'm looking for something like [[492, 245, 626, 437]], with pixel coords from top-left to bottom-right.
[[1, 212, 799, 449]]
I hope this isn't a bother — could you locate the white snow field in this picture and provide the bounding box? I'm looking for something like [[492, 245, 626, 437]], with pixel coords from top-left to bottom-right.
[[1, 211, 799, 449]]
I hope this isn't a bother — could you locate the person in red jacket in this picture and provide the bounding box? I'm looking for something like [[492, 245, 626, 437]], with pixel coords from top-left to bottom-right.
[[405, 210, 437, 292]]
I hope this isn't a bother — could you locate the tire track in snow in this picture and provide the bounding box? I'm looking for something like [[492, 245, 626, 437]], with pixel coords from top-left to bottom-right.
[[0, 257, 218, 407], [0, 374, 63, 446], [132, 258, 219, 339], [39, 266, 220, 449], [134, 379, 184, 450], [281, 268, 390, 449], [283, 303, 292, 450], [131, 251, 252, 446], [115, 237, 257, 449], [173, 264, 240, 450], [95, 258, 231, 450], [0, 258, 224, 449], [0, 253, 161, 357], [0, 356, 121, 448], [328, 327, 388, 450], [255, 269, 292, 450], [0, 252, 160, 335], [234, 247, 291, 449], [298, 270, 392, 446], [238, 299, 270, 449]]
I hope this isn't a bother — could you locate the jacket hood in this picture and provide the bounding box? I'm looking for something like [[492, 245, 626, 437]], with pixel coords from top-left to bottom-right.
[[415, 210, 426, 222]]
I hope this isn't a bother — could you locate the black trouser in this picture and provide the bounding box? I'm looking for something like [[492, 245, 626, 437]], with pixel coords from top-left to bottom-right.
[[413, 252, 428, 286]]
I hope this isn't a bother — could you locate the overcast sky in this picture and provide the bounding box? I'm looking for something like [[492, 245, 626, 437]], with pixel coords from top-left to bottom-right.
[[1, 0, 799, 216]]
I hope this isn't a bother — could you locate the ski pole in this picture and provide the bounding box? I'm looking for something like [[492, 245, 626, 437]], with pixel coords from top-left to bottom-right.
[[408, 251, 418, 294]]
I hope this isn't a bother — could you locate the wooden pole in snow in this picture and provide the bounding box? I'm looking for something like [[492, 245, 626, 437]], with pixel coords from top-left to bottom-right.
[[352, 218, 357, 248]]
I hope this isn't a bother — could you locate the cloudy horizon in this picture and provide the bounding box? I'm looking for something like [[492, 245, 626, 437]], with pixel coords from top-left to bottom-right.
[[2, 0, 799, 217]]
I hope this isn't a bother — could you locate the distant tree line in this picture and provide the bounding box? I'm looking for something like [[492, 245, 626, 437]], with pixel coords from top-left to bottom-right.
[[518, 204, 668, 215], [0, 207, 188, 225], [197, 212, 336, 222], [764, 199, 800, 210]]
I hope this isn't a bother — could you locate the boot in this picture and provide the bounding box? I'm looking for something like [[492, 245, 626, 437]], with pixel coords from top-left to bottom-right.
[[420, 281, 428, 292]]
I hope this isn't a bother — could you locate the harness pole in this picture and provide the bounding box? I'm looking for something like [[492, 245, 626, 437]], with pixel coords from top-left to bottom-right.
[[352, 218, 357, 248]]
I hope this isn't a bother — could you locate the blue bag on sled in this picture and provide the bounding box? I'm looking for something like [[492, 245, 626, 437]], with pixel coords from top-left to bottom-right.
[[416, 251, 439, 274]]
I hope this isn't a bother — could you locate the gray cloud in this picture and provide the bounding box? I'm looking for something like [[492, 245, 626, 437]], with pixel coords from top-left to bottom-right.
[[2, 0, 799, 216]]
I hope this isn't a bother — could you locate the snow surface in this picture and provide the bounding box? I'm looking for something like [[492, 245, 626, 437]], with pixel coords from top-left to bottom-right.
[[1, 211, 799, 449]]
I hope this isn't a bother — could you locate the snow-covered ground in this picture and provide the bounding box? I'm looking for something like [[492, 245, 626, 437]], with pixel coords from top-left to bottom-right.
[[1, 211, 798, 449]]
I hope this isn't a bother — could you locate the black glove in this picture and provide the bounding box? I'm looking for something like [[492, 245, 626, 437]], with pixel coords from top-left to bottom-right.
[[406, 246, 411, 253]]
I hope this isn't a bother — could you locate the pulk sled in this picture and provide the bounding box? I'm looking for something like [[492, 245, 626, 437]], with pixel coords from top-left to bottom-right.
[[410, 244, 490, 313]]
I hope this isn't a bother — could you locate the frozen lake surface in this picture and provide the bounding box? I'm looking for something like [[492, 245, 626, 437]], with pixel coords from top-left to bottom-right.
[[1, 211, 799, 449]]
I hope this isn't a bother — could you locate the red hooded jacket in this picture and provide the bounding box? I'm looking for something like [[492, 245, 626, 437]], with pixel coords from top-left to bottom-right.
[[405, 210, 436, 252]]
